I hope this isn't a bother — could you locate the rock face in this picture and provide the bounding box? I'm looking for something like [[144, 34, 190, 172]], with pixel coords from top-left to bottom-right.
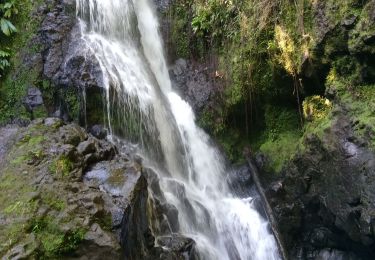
[[10, 0, 105, 125], [262, 105, 375, 259]]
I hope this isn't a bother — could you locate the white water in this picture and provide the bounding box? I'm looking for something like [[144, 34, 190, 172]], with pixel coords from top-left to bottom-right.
[[76, 0, 280, 259]]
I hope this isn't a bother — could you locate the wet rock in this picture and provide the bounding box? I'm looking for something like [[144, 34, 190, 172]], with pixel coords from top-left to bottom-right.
[[44, 117, 64, 127], [157, 235, 197, 259], [255, 153, 269, 171], [89, 125, 107, 139], [59, 144, 78, 160], [227, 164, 254, 197], [311, 248, 360, 260], [59, 124, 88, 146], [268, 181, 284, 196], [120, 174, 152, 259], [23, 87, 44, 111], [77, 138, 97, 155], [84, 223, 120, 248], [95, 139, 116, 161]]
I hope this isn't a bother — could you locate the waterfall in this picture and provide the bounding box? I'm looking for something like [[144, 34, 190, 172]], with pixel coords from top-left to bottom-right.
[[76, 0, 281, 259]]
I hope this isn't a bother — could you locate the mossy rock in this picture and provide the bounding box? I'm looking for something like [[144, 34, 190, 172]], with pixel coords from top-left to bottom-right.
[[0, 119, 120, 258]]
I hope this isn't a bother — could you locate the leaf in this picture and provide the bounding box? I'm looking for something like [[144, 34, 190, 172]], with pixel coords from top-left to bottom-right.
[[0, 18, 17, 36], [0, 50, 11, 57], [4, 3, 13, 9], [4, 9, 12, 18], [0, 58, 10, 70], [1, 18, 10, 36]]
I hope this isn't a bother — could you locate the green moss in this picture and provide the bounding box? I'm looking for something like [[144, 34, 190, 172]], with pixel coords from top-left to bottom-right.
[[198, 106, 226, 135], [251, 105, 302, 172], [343, 84, 375, 149], [0, 169, 38, 254], [169, 7, 191, 58], [216, 128, 245, 163], [33, 106, 48, 119], [259, 131, 302, 173], [61, 87, 80, 121], [169, 0, 374, 175], [42, 192, 66, 211], [28, 135, 44, 146], [30, 217, 86, 258], [0, 123, 91, 257], [49, 155, 74, 177], [84, 88, 105, 126], [0, 0, 52, 124]]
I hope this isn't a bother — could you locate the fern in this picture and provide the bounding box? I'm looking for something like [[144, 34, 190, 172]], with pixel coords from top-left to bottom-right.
[[0, 0, 18, 36], [0, 49, 10, 77], [0, 0, 18, 76]]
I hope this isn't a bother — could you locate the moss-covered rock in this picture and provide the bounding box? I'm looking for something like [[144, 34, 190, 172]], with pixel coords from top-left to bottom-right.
[[0, 119, 122, 258]]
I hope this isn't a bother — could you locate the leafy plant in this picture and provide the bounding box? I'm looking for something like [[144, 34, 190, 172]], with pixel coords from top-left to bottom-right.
[[0, 0, 18, 77], [191, 0, 238, 45], [0, 0, 18, 36], [0, 49, 10, 72]]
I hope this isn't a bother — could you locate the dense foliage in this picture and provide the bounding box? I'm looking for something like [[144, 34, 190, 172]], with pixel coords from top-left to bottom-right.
[[0, 0, 18, 77], [167, 0, 375, 167], [0, 0, 53, 124]]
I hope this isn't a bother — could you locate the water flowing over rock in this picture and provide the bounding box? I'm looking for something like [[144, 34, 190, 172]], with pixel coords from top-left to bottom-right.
[[74, 0, 281, 259]]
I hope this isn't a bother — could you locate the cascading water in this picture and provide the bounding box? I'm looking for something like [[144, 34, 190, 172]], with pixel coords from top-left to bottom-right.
[[76, 0, 281, 259]]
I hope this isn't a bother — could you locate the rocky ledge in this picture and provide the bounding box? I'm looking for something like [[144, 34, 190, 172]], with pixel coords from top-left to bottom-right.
[[0, 119, 197, 259]]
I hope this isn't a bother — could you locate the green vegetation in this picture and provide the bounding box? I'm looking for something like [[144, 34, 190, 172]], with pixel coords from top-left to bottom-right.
[[253, 105, 302, 173], [0, 0, 46, 123], [0, 0, 18, 76], [0, 122, 88, 258], [167, 0, 375, 171], [49, 155, 74, 177], [303, 96, 332, 122], [30, 216, 85, 258]]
